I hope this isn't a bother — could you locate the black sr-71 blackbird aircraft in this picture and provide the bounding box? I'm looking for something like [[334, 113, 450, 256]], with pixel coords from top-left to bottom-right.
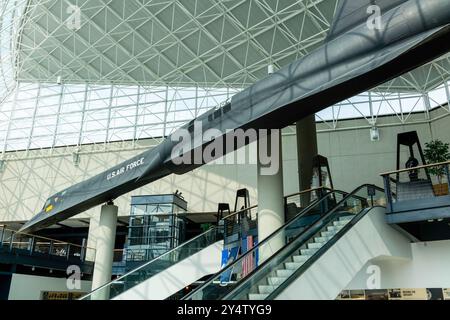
[[21, 0, 450, 233]]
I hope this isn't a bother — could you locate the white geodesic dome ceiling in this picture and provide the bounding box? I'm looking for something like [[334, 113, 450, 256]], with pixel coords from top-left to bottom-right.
[[0, 0, 449, 153], [13, 0, 450, 91]]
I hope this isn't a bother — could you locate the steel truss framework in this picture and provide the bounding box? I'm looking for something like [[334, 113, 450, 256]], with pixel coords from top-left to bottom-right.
[[0, 81, 238, 153], [10, 0, 450, 90], [0, 79, 449, 163], [0, 0, 449, 158]]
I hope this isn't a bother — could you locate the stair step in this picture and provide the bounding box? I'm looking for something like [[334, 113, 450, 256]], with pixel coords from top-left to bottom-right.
[[300, 248, 318, 256], [315, 236, 333, 243], [292, 255, 310, 263], [249, 293, 269, 300], [339, 216, 353, 222], [276, 269, 294, 277], [267, 277, 287, 286], [308, 242, 324, 249], [321, 230, 336, 237], [333, 220, 348, 227], [327, 225, 342, 232], [258, 285, 277, 294], [285, 262, 302, 270], [314, 235, 329, 243]]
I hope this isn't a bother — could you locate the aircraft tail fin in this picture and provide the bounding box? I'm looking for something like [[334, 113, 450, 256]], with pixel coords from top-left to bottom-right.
[[326, 0, 409, 41]]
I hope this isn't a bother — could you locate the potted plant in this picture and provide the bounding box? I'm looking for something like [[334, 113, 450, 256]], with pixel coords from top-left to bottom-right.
[[424, 139, 450, 196]]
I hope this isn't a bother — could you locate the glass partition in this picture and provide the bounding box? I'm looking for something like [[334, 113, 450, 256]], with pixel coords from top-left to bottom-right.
[[81, 227, 222, 300], [184, 185, 385, 300]]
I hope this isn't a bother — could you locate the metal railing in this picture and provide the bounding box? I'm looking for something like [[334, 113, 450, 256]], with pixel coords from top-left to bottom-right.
[[183, 185, 384, 300], [220, 187, 333, 245], [0, 225, 95, 262], [80, 186, 335, 300], [380, 161, 450, 212], [80, 226, 222, 300], [284, 187, 333, 208]]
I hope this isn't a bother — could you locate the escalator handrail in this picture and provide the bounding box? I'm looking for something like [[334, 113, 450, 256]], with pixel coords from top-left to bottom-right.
[[283, 186, 333, 201], [220, 186, 332, 222], [82, 191, 276, 299], [221, 205, 258, 221], [182, 188, 349, 300], [81, 187, 327, 299], [266, 204, 384, 300], [80, 226, 219, 299], [224, 184, 384, 300]]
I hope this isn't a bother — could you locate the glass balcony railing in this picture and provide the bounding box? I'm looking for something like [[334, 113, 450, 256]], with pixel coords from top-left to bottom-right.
[[81, 186, 336, 300], [80, 226, 222, 300], [183, 185, 385, 300], [381, 161, 450, 214]]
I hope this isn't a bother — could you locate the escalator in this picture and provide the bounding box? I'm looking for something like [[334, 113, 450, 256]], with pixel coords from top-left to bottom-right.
[[80, 227, 222, 300], [80, 187, 338, 300], [184, 185, 394, 300]]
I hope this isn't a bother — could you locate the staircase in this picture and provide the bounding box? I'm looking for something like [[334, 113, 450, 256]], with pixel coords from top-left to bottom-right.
[[248, 215, 352, 300], [396, 179, 435, 201]]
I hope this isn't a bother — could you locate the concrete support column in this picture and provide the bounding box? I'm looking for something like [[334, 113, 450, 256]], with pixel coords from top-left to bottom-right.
[[257, 131, 285, 260], [91, 204, 118, 299], [296, 115, 318, 206]]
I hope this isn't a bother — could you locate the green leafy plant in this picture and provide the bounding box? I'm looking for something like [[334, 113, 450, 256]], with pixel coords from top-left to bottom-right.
[[424, 139, 450, 184]]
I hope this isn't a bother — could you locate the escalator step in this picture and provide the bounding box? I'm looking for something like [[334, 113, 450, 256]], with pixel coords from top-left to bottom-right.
[[327, 225, 343, 232], [333, 220, 349, 227], [300, 248, 318, 256], [292, 255, 310, 263], [308, 242, 324, 249], [315, 236, 333, 243], [321, 230, 336, 237], [267, 277, 287, 286], [285, 262, 302, 270], [258, 285, 277, 294], [248, 293, 269, 300], [276, 269, 295, 277], [339, 216, 353, 222]]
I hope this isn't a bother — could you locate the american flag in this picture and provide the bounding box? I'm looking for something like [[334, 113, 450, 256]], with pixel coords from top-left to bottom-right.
[[242, 235, 254, 277]]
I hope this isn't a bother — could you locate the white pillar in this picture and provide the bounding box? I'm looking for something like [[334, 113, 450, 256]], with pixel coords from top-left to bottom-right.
[[257, 131, 285, 260], [91, 204, 118, 299]]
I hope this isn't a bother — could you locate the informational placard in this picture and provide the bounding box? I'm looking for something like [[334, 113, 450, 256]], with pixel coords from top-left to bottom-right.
[[350, 290, 365, 300], [388, 289, 402, 300], [365, 289, 389, 300], [337, 288, 448, 300], [400, 288, 427, 300], [41, 291, 85, 300]]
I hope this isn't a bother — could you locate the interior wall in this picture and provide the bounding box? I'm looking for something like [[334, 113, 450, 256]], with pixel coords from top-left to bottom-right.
[[346, 240, 450, 290], [0, 111, 449, 225], [430, 110, 450, 142], [8, 274, 91, 300], [0, 143, 260, 223], [316, 122, 433, 191]]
